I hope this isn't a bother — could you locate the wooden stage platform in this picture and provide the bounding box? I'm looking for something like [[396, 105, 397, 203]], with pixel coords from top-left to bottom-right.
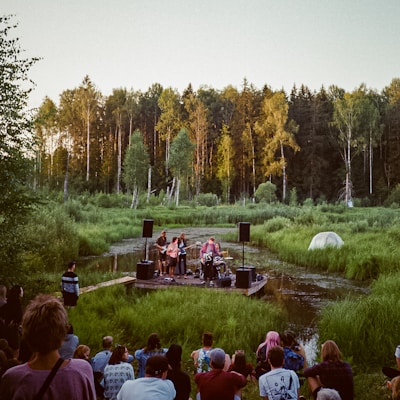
[[79, 271, 267, 297], [133, 272, 267, 297]]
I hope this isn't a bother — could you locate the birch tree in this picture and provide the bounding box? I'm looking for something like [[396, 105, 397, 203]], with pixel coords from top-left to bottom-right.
[[255, 91, 299, 202], [122, 130, 150, 209]]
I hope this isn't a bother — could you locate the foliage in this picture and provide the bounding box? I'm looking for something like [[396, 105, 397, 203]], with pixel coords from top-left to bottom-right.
[[195, 193, 219, 207], [254, 181, 277, 203], [0, 15, 39, 284]]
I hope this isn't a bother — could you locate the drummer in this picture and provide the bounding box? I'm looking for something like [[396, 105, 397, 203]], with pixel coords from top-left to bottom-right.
[[200, 237, 223, 282]]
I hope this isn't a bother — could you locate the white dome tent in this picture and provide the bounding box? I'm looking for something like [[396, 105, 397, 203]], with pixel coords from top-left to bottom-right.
[[308, 231, 344, 250]]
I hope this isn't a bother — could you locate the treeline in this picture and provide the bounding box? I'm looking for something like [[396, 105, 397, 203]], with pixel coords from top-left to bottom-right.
[[34, 75, 400, 206]]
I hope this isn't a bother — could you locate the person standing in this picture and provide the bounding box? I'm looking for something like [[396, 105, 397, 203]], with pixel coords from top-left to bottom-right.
[[0, 294, 96, 400], [61, 261, 79, 307], [156, 231, 168, 276], [166, 237, 179, 278], [199, 237, 222, 284], [177, 233, 188, 278], [258, 346, 300, 400]]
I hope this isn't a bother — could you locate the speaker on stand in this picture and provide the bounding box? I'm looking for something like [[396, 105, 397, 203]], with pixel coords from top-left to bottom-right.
[[236, 222, 251, 289], [142, 219, 153, 260]]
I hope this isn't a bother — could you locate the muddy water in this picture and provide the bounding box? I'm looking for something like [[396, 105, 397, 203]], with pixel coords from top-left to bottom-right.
[[79, 227, 369, 363]]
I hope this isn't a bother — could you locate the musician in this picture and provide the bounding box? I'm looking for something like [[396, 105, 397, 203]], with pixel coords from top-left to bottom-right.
[[200, 237, 223, 283], [177, 233, 188, 278], [166, 237, 179, 278], [156, 230, 167, 276]]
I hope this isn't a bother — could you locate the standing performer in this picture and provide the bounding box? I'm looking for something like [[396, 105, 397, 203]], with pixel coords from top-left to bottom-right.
[[177, 232, 188, 278], [200, 237, 222, 284], [155, 230, 167, 276], [61, 260, 79, 307], [166, 237, 179, 278]]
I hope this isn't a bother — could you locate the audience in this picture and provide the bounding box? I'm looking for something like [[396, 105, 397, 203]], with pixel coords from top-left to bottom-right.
[[303, 340, 354, 400], [59, 323, 79, 359], [258, 346, 300, 400], [191, 332, 214, 373], [0, 294, 96, 400], [255, 330, 280, 379], [229, 350, 255, 381], [117, 355, 175, 400], [103, 344, 134, 400], [280, 330, 306, 372], [134, 333, 167, 378], [166, 343, 191, 400], [74, 344, 91, 361], [195, 348, 246, 400]]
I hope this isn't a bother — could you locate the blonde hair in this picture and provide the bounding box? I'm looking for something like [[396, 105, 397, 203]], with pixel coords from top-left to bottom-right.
[[22, 294, 68, 354], [74, 345, 90, 359]]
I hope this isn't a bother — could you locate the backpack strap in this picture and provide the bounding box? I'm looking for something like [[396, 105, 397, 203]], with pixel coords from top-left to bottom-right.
[[33, 358, 64, 400]]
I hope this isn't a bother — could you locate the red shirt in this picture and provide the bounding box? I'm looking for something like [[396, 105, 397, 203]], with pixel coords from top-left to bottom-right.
[[195, 369, 246, 400]]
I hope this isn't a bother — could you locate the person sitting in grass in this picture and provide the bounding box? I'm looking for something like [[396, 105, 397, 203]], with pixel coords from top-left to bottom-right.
[[303, 340, 354, 400], [134, 333, 167, 378], [117, 355, 175, 400], [383, 345, 400, 379]]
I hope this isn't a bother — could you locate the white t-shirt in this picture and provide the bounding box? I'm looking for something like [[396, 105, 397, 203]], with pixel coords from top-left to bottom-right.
[[117, 377, 175, 400], [259, 367, 299, 400], [395, 345, 400, 358]]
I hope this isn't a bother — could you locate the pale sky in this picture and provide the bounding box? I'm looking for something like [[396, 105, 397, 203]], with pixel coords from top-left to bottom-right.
[[3, 0, 400, 109]]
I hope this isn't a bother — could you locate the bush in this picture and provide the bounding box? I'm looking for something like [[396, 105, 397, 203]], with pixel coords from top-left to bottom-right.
[[263, 216, 292, 232], [196, 193, 219, 207]]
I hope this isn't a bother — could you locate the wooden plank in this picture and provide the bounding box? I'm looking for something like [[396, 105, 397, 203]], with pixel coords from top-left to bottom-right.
[[80, 276, 136, 293]]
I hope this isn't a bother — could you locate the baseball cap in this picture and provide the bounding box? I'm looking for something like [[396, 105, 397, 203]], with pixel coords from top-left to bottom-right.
[[210, 348, 225, 365]]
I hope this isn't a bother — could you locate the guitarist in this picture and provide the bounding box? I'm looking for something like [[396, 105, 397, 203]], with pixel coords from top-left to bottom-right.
[[177, 232, 188, 278], [156, 230, 168, 276]]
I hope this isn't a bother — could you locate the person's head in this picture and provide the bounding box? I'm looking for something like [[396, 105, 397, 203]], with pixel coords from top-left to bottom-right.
[[172, 236, 178, 243], [68, 260, 76, 271], [210, 348, 226, 370], [321, 340, 342, 362], [179, 233, 185, 239], [161, 230, 166, 237], [233, 350, 246, 368], [202, 332, 213, 347], [73, 344, 90, 360], [0, 285, 6, 299], [102, 336, 113, 349], [22, 294, 68, 354], [316, 388, 342, 400], [166, 343, 182, 369], [267, 346, 285, 368], [8, 285, 23, 302], [391, 376, 400, 400], [215, 242, 221, 250], [109, 344, 129, 365], [280, 330, 296, 347], [208, 237, 215, 244], [145, 333, 161, 352], [145, 355, 169, 378], [66, 323, 74, 335]]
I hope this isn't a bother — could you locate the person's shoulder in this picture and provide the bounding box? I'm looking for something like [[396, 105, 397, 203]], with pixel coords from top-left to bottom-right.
[[68, 359, 93, 373]]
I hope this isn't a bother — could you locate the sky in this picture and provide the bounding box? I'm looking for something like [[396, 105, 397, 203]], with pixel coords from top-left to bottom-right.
[[3, 0, 400, 109]]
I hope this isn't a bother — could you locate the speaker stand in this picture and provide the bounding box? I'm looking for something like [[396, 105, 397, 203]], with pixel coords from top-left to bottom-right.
[[144, 238, 148, 260], [241, 241, 245, 270]]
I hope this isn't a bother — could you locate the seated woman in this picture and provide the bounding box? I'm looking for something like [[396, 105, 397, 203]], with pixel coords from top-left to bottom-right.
[[255, 330, 280, 379], [303, 340, 354, 400], [229, 350, 255, 381], [280, 330, 307, 372], [103, 344, 134, 400]]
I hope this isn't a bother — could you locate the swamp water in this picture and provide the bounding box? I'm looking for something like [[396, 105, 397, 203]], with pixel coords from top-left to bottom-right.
[[78, 227, 369, 364]]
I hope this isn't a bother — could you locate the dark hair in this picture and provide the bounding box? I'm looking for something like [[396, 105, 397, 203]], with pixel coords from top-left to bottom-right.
[[231, 352, 248, 376], [144, 333, 161, 353], [202, 332, 213, 347], [268, 346, 284, 368], [109, 345, 127, 365], [7, 286, 22, 303], [145, 355, 169, 376], [166, 343, 182, 369]]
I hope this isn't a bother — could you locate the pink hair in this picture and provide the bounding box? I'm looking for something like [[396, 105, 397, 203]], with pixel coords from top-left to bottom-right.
[[256, 331, 280, 357]]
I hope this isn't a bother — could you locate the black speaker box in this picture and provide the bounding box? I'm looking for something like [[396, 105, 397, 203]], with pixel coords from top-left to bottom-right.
[[142, 219, 154, 238], [236, 268, 252, 288], [238, 222, 250, 242], [217, 277, 232, 288], [136, 261, 154, 280]]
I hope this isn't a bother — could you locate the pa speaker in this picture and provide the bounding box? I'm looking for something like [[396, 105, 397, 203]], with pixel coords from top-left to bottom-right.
[[142, 219, 154, 238], [137, 261, 155, 280], [238, 222, 250, 242], [236, 268, 252, 289]]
